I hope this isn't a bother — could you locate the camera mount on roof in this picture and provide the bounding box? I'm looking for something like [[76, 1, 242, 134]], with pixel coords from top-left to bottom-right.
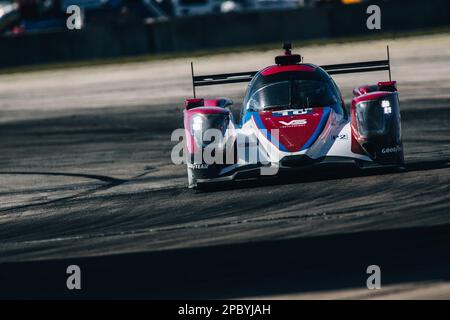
[[283, 42, 292, 55], [276, 42, 302, 65]]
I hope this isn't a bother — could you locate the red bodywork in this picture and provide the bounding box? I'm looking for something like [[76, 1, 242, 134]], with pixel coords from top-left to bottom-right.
[[255, 108, 327, 152], [261, 65, 316, 76], [184, 100, 231, 154], [350, 81, 398, 155]]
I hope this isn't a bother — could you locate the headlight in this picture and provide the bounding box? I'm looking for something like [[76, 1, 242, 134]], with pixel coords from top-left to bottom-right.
[[191, 115, 204, 132], [190, 113, 229, 148], [356, 99, 390, 137], [381, 100, 392, 114]]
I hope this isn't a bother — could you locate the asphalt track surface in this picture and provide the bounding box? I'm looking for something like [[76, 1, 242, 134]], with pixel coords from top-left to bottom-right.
[[0, 34, 450, 299]]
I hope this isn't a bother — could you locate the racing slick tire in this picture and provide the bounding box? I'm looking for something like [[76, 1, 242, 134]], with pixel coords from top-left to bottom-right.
[[187, 167, 197, 189]]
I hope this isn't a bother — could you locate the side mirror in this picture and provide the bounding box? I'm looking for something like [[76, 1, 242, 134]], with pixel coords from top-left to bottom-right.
[[218, 98, 233, 108]]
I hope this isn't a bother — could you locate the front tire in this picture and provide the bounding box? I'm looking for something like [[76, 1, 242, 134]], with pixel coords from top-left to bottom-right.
[[187, 166, 197, 189]]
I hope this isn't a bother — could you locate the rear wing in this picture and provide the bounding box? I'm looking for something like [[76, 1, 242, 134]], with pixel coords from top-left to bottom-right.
[[321, 58, 391, 77], [191, 65, 257, 98], [191, 46, 391, 97]]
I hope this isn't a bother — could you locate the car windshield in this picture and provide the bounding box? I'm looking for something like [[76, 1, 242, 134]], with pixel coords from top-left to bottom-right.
[[247, 80, 338, 111]]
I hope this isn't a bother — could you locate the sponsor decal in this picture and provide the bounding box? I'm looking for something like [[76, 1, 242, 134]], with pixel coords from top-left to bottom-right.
[[272, 108, 312, 117], [381, 145, 402, 154], [332, 133, 349, 140], [278, 119, 307, 126], [193, 163, 209, 169]]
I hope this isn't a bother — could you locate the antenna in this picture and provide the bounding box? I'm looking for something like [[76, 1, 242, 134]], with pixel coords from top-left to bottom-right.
[[283, 42, 292, 55], [191, 62, 196, 98], [387, 45, 392, 81]]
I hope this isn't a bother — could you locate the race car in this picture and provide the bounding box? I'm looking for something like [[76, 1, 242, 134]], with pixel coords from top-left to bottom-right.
[[183, 43, 404, 188]]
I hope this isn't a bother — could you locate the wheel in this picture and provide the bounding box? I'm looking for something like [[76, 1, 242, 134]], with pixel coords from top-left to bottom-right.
[[187, 166, 198, 189]]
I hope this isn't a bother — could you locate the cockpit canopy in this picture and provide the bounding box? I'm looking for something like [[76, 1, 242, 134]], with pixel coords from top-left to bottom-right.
[[247, 79, 338, 111], [243, 65, 344, 115]]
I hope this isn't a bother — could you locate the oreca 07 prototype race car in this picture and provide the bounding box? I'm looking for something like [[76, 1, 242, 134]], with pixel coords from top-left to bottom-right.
[[183, 43, 403, 188]]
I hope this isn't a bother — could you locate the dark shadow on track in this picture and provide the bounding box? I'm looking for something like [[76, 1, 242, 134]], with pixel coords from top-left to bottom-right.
[[0, 169, 159, 213], [0, 171, 126, 184], [1, 223, 450, 299], [193, 158, 450, 193]]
